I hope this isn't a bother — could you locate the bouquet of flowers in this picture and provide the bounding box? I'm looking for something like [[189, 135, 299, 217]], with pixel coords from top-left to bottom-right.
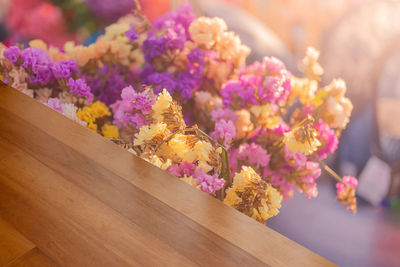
[[0, 2, 358, 223]]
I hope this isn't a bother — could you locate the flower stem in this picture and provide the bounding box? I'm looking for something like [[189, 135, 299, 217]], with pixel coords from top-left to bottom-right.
[[320, 161, 343, 183]]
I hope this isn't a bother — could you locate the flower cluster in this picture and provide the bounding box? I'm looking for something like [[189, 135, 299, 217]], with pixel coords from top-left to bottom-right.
[[111, 85, 154, 140], [132, 89, 225, 195], [77, 101, 118, 138], [0, 3, 357, 223], [221, 57, 291, 108], [336, 176, 358, 213], [224, 166, 282, 222]]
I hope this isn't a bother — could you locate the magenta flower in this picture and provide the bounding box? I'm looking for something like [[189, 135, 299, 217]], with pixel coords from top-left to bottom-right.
[[314, 119, 339, 159], [221, 56, 291, 108], [111, 86, 155, 129], [336, 176, 358, 195], [3, 46, 20, 63], [193, 168, 225, 194], [126, 24, 139, 42]]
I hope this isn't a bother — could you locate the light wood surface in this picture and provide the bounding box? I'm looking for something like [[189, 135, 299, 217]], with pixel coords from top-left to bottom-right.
[[0, 84, 335, 266]]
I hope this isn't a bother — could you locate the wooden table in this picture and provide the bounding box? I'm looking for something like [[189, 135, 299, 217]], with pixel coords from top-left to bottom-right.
[[0, 84, 334, 266]]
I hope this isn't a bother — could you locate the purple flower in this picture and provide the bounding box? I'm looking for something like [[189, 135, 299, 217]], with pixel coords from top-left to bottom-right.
[[176, 72, 196, 100], [126, 24, 139, 42], [3, 46, 20, 63], [86, 65, 132, 105], [51, 60, 77, 79], [153, 2, 195, 40], [187, 48, 205, 65], [145, 72, 176, 95], [21, 47, 50, 69], [67, 78, 93, 103], [111, 86, 155, 129], [20, 47, 53, 85], [221, 56, 292, 107], [143, 3, 194, 63], [221, 80, 244, 107], [142, 36, 167, 62]]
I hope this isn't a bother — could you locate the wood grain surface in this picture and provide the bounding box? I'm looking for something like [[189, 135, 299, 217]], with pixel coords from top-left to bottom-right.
[[0, 84, 335, 266]]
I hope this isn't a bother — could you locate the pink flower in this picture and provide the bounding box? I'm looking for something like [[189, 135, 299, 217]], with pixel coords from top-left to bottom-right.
[[336, 176, 358, 194], [193, 168, 225, 194], [314, 119, 338, 159], [229, 143, 270, 175], [300, 161, 321, 199], [210, 108, 237, 123], [210, 119, 236, 146], [266, 170, 294, 201], [284, 146, 307, 168], [167, 161, 196, 177], [45, 97, 63, 113]]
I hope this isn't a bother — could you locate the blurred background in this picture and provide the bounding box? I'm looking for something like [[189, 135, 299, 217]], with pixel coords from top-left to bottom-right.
[[1, 0, 399, 265]]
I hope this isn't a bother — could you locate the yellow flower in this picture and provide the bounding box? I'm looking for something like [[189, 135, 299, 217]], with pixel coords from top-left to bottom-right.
[[283, 125, 321, 156], [302, 46, 324, 80], [232, 166, 261, 190], [224, 166, 282, 223], [29, 39, 47, 50], [289, 77, 318, 105], [193, 141, 212, 162], [197, 160, 213, 173], [77, 102, 112, 133], [101, 124, 119, 139], [134, 122, 167, 146], [250, 104, 281, 129], [152, 89, 173, 122], [223, 188, 242, 206], [266, 185, 282, 217], [90, 101, 111, 119], [146, 155, 172, 170], [168, 134, 193, 160], [87, 122, 98, 132], [77, 107, 96, 125]]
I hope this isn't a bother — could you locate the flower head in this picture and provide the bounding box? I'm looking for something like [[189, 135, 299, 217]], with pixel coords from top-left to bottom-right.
[[67, 78, 93, 103], [336, 176, 358, 213], [3, 46, 20, 63], [224, 166, 282, 223]]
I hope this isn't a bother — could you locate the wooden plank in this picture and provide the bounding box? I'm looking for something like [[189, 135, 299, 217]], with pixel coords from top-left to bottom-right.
[[0, 84, 334, 266], [0, 115, 267, 266], [0, 152, 199, 266], [0, 137, 19, 161], [6, 248, 59, 267], [0, 217, 35, 266]]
